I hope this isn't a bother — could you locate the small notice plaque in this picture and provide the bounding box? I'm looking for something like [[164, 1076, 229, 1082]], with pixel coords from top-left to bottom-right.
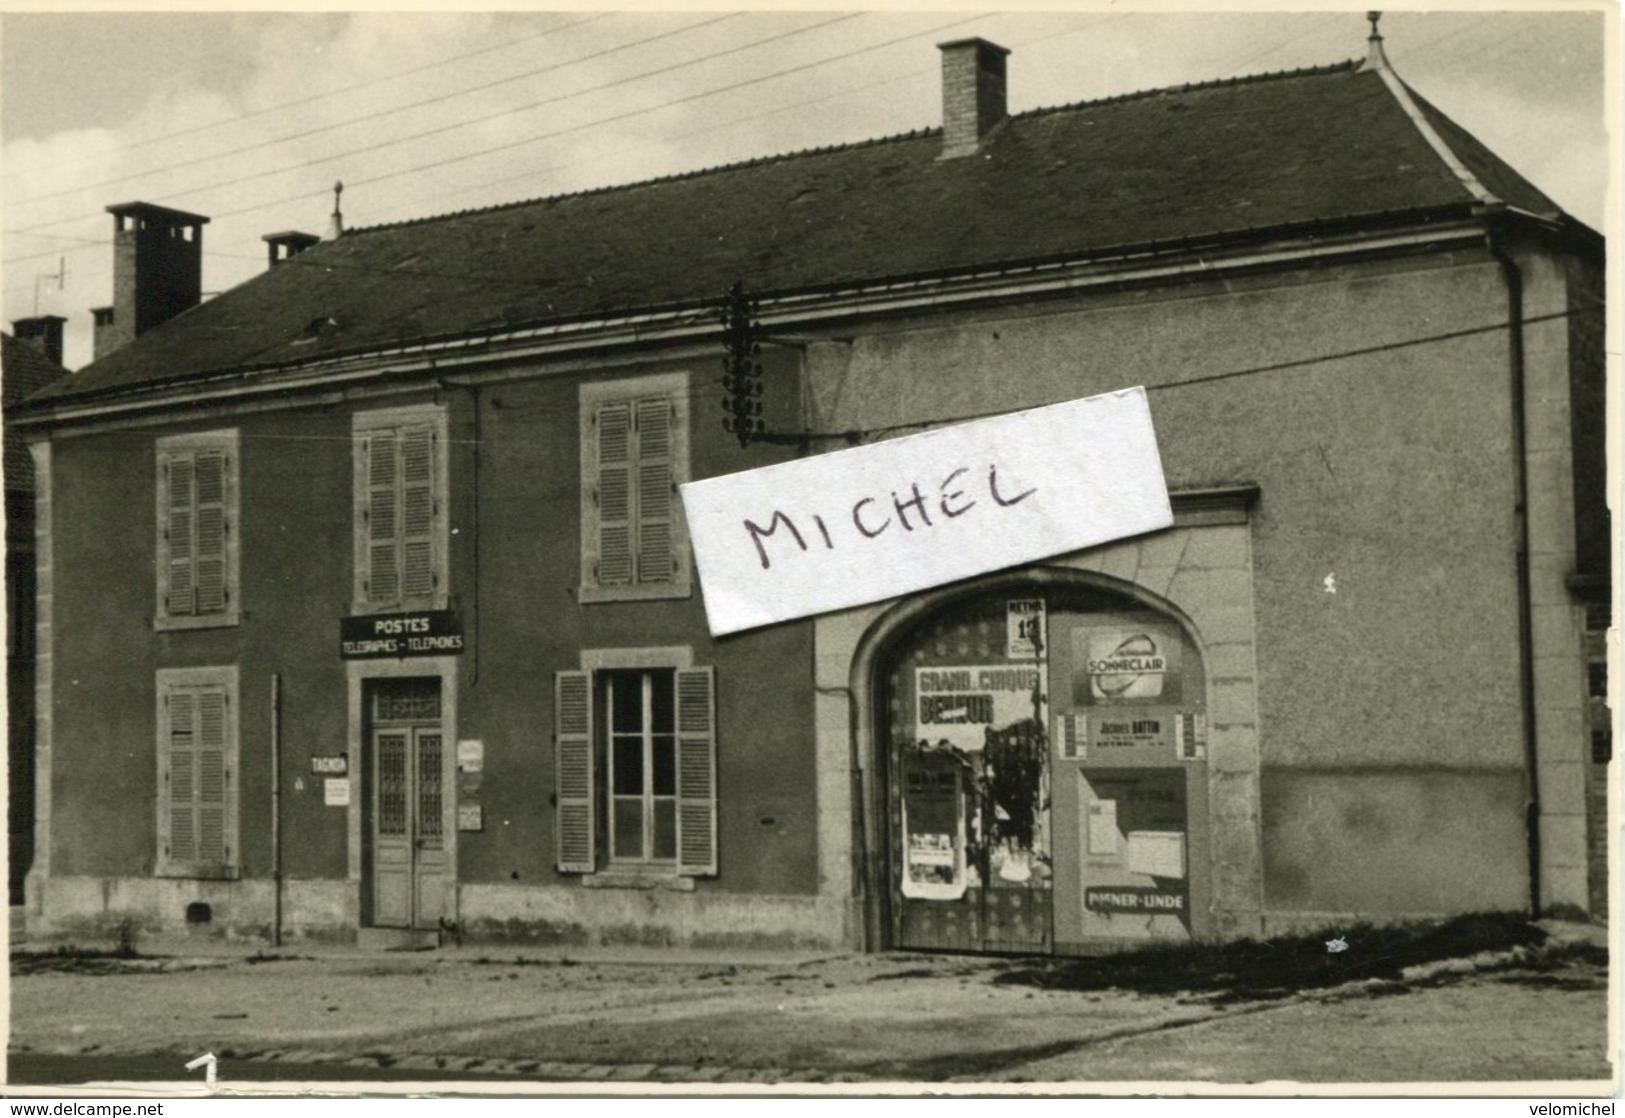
[[1085, 886, 1185, 914], [340, 610, 464, 659], [323, 778, 351, 807], [458, 803, 484, 832]]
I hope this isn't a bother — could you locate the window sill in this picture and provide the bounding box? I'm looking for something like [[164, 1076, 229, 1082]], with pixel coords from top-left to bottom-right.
[[154, 613, 240, 633], [578, 583, 691, 605], [348, 599, 449, 617], [155, 866, 241, 881], [582, 868, 695, 892]]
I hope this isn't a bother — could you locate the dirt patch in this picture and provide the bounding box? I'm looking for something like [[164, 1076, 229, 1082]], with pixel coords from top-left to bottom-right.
[[993, 912, 1549, 1003], [10, 948, 233, 977]]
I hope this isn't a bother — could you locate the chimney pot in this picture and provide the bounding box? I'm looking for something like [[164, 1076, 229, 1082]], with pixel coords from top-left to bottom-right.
[[938, 38, 1010, 159], [97, 201, 210, 360], [11, 315, 67, 367], [263, 230, 321, 269]]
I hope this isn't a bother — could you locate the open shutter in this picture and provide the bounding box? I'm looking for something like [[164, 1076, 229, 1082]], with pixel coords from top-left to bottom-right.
[[166, 454, 196, 615], [366, 431, 401, 604], [595, 403, 633, 586], [635, 397, 675, 583], [554, 670, 595, 873], [675, 666, 717, 876], [193, 450, 228, 613], [400, 425, 436, 600], [196, 690, 229, 867], [166, 691, 198, 866]]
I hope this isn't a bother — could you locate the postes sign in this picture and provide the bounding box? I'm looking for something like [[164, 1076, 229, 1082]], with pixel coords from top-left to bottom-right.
[[340, 611, 465, 659]]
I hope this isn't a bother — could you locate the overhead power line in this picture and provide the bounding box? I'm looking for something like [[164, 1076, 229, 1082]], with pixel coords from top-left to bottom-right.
[[3, 12, 858, 239], [220, 12, 984, 224], [380, 15, 1114, 222], [0, 12, 614, 183], [5, 12, 731, 210]]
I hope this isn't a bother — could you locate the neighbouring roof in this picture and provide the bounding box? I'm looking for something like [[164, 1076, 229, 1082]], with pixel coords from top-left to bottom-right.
[[26, 58, 1575, 408], [3, 332, 70, 487]]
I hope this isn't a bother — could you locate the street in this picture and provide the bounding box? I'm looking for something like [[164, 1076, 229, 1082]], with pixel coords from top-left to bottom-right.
[[7, 926, 1613, 1090]]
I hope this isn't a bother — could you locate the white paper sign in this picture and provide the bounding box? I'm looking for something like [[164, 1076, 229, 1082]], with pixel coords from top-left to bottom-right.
[[681, 387, 1171, 635], [323, 778, 351, 807]]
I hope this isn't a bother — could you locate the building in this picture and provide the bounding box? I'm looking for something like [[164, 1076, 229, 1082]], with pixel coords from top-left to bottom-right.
[[4, 319, 71, 906], [9, 31, 1608, 953]]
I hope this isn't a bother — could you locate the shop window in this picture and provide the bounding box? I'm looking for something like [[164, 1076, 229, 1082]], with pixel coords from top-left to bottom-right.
[[156, 666, 239, 878], [155, 430, 239, 630], [554, 662, 715, 876], [579, 372, 690, 602], [353, 406, 448, 613]]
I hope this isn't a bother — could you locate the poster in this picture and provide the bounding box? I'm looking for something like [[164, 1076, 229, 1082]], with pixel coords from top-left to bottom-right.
[[1087, 798, 1119, 855], [916, 664, 1044, 753], [1006, 598, 1047, 658], [900, 761, 966, 900], [1078, 627, 1181, 702]]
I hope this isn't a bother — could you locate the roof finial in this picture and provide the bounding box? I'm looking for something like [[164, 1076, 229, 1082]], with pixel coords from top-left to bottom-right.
[[1363, 11, 1391, 72], [326, 180, 345, 240]]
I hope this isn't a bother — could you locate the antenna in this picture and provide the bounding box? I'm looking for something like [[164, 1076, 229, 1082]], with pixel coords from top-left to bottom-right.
[[32, 256, 65, 316]]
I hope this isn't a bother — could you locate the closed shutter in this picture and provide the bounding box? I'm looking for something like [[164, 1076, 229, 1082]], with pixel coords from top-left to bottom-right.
[[162, 684, 233, 874], [365, 431, 400, 604], [197, 690, 229, 866], [165, 691, 198, 864], [595, 403, 634, 585], [635, 397, 675, 583], [400, 426, 436, 599], [165, 455, 196, 615], [675, 666, 717, 876], [193, 450, 228, 613], [555, 670, 595, 873]]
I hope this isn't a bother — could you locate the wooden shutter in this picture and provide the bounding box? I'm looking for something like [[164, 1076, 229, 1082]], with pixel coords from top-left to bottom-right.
[[400, 426, 436, 600], [196, 690, 229, 866], [675, 666, 717, 876], [365, 431, 400, 603], [635, 397, 675, 583], [165, 691, 198, 864], [193, 450, 228, 613], [595, 403, 633, 586], [166, 454, 196, 615], [554, 670, 595, 873]]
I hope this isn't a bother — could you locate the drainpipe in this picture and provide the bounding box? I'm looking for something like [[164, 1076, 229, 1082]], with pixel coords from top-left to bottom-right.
[[271, 673, 283, 946], [1487, 220, 1542, 917]]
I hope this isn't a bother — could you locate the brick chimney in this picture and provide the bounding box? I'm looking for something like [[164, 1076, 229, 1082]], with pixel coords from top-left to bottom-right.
[[11, 315, 66, 368], [263, 231, 320, 270], [938, 38, 1010, 159], [94, 201, 210, 360]]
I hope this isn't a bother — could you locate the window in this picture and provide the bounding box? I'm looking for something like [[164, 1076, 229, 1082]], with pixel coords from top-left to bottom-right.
[[156, 666, 239, 878], [579, 372, 690, 602], [155, 430, 239, 629], [607, 671, 678, 863], [554, 662, 715, 876], [354, 406, 448, 613]]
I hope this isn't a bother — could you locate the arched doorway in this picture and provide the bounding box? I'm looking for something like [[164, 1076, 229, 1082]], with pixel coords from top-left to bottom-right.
[[869, 576, 1210, 954]]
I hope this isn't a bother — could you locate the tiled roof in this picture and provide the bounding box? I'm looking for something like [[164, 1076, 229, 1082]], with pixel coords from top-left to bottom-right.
[[3, 332, 69, 489], [27, 60, 1571, 406]]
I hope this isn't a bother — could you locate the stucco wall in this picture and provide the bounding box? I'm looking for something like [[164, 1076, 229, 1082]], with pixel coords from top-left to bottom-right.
[[37, 346, 820, 941], [809, 249, 1555, 923]]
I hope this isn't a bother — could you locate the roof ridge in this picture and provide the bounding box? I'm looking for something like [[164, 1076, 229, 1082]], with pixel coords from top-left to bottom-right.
[[347, 56, 1365, 238], [347, 125, 941, 236], [1015, 57, 1362, 121]]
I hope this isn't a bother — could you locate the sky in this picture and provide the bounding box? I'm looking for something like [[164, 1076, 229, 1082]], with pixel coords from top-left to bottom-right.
[[0, 6, 1612, 371]]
